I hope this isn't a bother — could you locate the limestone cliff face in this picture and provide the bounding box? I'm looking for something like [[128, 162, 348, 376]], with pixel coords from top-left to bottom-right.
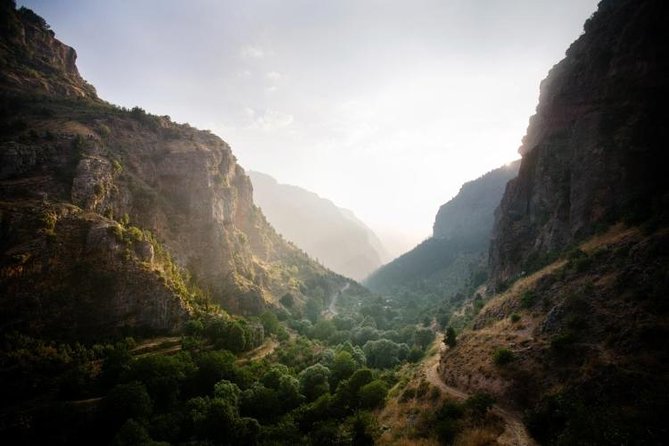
[[0, 3, 346, 337], [490, 0, 669, 284], [0, 1, 96, 98]]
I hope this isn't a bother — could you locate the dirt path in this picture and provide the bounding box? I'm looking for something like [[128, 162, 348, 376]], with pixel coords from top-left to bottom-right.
[[323, 282, 350, 318], [237, 337, 279, 364], [131, 336, 182, 356], [424, 334, 537, 446]]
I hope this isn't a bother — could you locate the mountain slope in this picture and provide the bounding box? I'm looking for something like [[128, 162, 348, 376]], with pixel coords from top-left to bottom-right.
[[489, 0, 669, 285], [441, 0, 669, 443], [249, 171, 387, 281], [365, 162, 519, 302], [0, 3, 350, 338]]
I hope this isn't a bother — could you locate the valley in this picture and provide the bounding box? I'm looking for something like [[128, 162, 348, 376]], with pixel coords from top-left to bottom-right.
[[1, 0, 668, 445]]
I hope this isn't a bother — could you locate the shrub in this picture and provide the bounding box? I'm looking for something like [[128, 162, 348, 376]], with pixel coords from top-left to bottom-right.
[[520, 290, 537, 309], [465, 392, 495, 417], [510, 313, 521, 323], [493, 348, 514, 366], [358, 380, 388, 409], [445, 326, 457, 347]]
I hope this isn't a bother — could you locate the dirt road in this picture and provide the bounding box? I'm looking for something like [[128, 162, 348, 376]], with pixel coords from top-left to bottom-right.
[[424, 334, 537, 446]]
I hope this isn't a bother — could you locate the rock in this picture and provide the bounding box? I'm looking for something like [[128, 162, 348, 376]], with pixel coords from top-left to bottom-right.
[[490, 0, 669, 284]]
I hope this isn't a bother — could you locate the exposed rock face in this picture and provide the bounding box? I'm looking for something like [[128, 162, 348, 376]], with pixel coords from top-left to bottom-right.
[[0, 1, 97, 98], [0, 3, 347, 337], [490, 0, 669, 284], [248, 171, 387, 281], [0, 203, 189, 338]]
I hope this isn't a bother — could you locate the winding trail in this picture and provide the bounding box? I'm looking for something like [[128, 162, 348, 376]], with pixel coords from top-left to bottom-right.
[[424, 333, 537, 446], [324, 282, 350, 317]]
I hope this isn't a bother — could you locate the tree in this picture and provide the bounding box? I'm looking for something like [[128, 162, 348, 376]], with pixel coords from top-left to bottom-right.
[[277, 374, 304, 410], [260, 311, 280, 336], [214, 379, 241, 406], [363, 339, 406, 369], [331, 351, 357, 389], [299, 363, 331, 401], [445, 326, 457, 348], [111, 419, 151, 446], [414, 327, 435, 350], [193, 351, 237, 393], [358, 380, 388, 409], [104, 381, 153, 426], [241, 383, 280, 422], [305, 296, 324, 323]]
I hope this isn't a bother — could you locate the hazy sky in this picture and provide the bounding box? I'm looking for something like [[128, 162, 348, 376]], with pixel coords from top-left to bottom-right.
[[21, 0, 599, 255]]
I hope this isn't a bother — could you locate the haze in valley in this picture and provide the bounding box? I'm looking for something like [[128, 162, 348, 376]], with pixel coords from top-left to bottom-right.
[[20, 0, 599, 254]]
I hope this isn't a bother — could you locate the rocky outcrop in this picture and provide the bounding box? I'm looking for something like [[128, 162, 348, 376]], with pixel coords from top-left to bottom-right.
[[248, 171, 387, 281], [490, 0, 669, 284], [0, 202, 189, 338], [0, 3, 348, 337], [0, 0, 97, 98]]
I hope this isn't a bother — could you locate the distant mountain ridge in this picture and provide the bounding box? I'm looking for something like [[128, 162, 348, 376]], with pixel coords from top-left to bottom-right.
[[365, 161, 519, 298], [248, 171, 387, 281]]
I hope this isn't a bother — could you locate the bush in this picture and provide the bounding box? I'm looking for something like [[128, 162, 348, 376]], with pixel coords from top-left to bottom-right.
[[445, 326, 457, 347], [104, 381, 153, 425], [493, 348, 514, 366], [358, 380, 388, 409], [510, 313, 521, 323], [465, 392, 495, 417], [520, 290, 537, 309]]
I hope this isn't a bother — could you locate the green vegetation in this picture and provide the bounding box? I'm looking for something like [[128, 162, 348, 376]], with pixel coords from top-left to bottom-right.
[[493, 347, 514, 366], [0, 277, 443, 445]]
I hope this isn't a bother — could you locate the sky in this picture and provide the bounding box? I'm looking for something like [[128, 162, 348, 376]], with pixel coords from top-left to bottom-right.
[[21, 0, 599, 257]]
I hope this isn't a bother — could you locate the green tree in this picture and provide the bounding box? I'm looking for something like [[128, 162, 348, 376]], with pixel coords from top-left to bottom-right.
[[260, 310, 280, 336], [104, 381, 153, 425], [111, 419, 152, 446], [358, 380, 388, 409], [363, 339, 407, 369], [331, 351, 357, 389], [414, 327, 435, 350], [241, 383, 280, 422], [299, 363, 331, 402], [277, 374, 304, 410], [445, 326, 457, 348], [214, 379, 242, 406], [311, 319, 336, 341], [193, 351, 237, 393]]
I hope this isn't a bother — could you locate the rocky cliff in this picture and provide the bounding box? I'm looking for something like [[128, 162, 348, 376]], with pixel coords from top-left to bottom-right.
[[439, 1, 669, 443], [0, 2, 348, 338], [248, 171, 387, 281], [490, 0, 669, 284]]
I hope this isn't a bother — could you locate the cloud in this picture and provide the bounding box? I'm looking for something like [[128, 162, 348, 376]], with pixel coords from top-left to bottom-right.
[[265, 71, 282, 81], [246, 108, 294, 131], [240, 45, 264, 59]]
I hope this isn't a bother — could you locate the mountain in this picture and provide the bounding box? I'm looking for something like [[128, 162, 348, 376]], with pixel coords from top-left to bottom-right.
[[248, 171, 387, 281], [441, 0, 669, 443], [0, 3, 351, 339], [365, 162, 519, 305], [489, 0, 668, 285]]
